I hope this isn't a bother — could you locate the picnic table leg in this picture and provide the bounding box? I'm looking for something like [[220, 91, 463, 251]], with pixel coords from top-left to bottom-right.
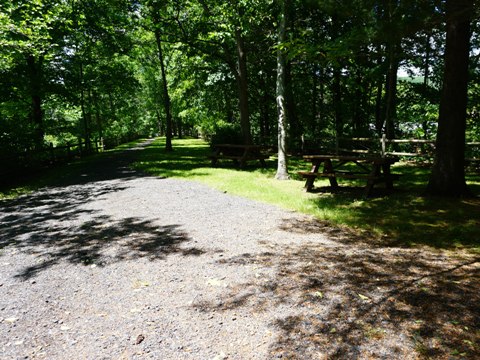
[[324, 159, 338, 188], [304, 175, 316, 192], [303, 161, 322, 191]]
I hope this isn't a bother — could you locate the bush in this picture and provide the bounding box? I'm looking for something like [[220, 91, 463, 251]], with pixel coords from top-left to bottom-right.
[[199, 120, 243, 145]]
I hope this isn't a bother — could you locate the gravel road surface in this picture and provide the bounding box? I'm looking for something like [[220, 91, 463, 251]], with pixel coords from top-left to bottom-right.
[[1, 140, 478, 359]]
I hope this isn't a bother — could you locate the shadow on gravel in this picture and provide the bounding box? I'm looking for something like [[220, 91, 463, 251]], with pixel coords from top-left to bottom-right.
[[12, 217, 198, 280], [203, 240, 480, 359], [0, 141, 204, 279], [49, 145, 152, 187], [0, 183, 202, 280]]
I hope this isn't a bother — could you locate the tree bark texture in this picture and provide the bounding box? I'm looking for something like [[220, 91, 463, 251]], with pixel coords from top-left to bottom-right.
[[259, 71, 271, 144], [384, 41, 399, 139], [27, 55, 44, 149], [275, 0, 290, 180], [235, 27, 252, 145], [426, 0, 473, 197], [333, 67, 343, 140], [154, 27, 173, 152], [374, 44, 384, 136], [79, 61, 91, 151], [285, 61, 300, 147]]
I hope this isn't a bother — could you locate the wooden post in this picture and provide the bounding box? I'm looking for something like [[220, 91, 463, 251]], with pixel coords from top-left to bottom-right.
[[381, 134, 386, 157]]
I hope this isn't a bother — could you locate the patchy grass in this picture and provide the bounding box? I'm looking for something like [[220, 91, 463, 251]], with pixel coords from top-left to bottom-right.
[[134, 137, 480, 252]]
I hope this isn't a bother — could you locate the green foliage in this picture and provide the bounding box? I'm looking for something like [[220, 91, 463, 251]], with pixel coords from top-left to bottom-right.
[[397, 81, 440, 139], [197, 120, 242, 145], [0, 0, 154, 157], [134, 138, 480, 251], [0, 0, 479, 189]]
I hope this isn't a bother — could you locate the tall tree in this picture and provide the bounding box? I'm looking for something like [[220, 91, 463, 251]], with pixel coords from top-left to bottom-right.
[[426, 0, 473, 197], [275, 0, 290, 180], [383, 0, 401, 139], [148, 1, 174, 151], [0, 0, 69, 149]]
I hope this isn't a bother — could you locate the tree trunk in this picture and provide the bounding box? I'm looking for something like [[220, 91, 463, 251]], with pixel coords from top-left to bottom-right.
[[285, 60, 300, 148], [93, 90, 103, 141], [259, 70, 270, 144], [154, 28, 173, 151], [374, 44, 384, 136], [27, 55, 44, 150], [275, 0, 290, 180], [318, 66, 325, 132], [156, 109, 164, 136], [311, 64, 318, 134], [177, 117, 183, 139], [426, 0, 473, 197], [423, 33, 431, 91], [422, 33, 431, 139], [374, 77, 383, 136], [235, 27, 252, 145], [384, 41, 399, 139], [353, 69, 365, 133], [86, 88, 94, 151], [79, 61, 90, 151], [333, 67, 343, 144]]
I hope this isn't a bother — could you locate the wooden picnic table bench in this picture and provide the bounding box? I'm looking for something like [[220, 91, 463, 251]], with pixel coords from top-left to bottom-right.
[[208, 144, 269, 168], [298, 154, 400, 197]]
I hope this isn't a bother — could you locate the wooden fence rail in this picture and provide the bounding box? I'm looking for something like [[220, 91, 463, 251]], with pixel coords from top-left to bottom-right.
[[336, 135, 479, 161], [0, 139, 104, 180]]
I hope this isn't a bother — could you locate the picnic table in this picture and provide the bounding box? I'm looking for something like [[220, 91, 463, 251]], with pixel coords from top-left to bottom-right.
[[208, 144, 269, 168], [298, 154, 399, 197]]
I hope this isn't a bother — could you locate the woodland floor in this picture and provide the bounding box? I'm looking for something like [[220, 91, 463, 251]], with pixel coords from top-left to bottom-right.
[[0, 140, 479, 359]]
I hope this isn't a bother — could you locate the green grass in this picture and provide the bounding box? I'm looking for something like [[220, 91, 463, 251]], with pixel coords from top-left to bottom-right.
[[134, 137, 480, 252], [2, 137, 478, 252]]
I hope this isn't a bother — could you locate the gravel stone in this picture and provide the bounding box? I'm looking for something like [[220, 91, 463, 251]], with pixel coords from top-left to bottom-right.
[[1, 140, 478, 359]]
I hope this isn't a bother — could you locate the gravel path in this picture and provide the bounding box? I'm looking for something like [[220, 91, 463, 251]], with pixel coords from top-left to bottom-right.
[[1, 140, 479, 359]]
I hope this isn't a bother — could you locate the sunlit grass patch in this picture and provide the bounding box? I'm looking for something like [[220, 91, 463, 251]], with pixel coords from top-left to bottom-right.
[[135, 137, 480, 252]]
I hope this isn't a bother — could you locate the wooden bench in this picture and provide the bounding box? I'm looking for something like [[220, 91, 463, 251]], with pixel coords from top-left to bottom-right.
[[299, 155, 400, 197], [298, 171, 400, 181], [209, 144, 269, 168]]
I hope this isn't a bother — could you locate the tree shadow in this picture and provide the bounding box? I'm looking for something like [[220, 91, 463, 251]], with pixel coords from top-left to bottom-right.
[[12, 216, 200, 280], [294, 162, 480, 249], [133, 138, 276, 179], [0, 140, 204, 279], [133, 139, 213, 178], [197, 237, 479, 359], [306, 190, 480, 249]]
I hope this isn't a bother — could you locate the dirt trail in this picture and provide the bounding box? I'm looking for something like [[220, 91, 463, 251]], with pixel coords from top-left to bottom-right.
[[1, 140, 479, 359]]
